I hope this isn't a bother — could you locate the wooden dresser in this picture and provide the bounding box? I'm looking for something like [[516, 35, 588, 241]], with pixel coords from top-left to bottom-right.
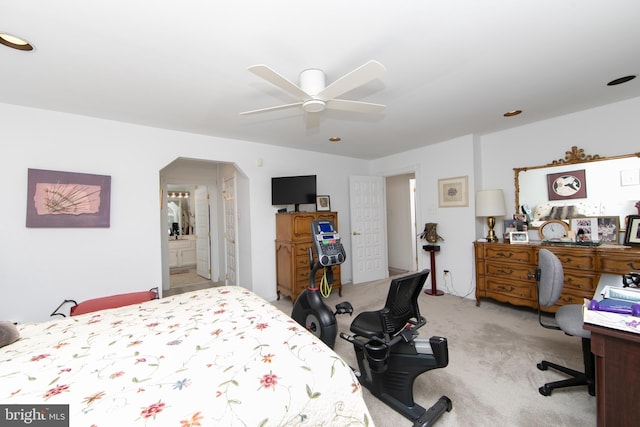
[[275, 212, 342, 302], [474, 241, 640, 312]]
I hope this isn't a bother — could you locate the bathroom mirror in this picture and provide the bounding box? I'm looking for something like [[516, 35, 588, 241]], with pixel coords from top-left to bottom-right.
[[514, 146, 640, 229], [167, 189, 192, 236]]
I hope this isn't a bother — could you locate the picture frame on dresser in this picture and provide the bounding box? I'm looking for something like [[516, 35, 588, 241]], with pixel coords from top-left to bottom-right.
[[570, 216, 619, 243], [624, 215, 640, 246], [509, 231, 529, 244]]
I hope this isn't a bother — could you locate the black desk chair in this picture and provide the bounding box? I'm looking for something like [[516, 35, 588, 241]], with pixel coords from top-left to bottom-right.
[[535, 248, 595, 396], [340, 270, 452, 426]]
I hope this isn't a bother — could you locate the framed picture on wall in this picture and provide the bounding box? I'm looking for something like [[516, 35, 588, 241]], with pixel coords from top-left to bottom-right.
[[316, 195, 331, 212], [547, 169, 587, 201], [438, 176, 469, 208], [26, 168, 111, 228]]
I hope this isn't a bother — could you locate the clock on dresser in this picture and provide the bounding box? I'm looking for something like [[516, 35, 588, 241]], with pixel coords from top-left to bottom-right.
[[538, 219, 570, 240]]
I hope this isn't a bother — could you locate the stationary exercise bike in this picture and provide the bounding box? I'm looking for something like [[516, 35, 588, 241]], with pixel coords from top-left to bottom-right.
[[340, 269, 452, 426], [291, 219, 351, 349], [291, 220, 451, 426]]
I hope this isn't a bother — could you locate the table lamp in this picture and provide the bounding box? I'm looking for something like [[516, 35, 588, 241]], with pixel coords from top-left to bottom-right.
[[476, 189, 506, 242]]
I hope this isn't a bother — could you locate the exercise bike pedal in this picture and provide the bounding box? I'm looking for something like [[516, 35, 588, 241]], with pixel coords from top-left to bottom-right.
[[335, 301, 353, 316]]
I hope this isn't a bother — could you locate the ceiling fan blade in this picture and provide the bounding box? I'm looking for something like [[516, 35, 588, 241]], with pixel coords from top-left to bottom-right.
[[316, 60, 386, 101], [248, 65, 311, 100], [325, 99, 386, 114], [240, 102, 303, 115]]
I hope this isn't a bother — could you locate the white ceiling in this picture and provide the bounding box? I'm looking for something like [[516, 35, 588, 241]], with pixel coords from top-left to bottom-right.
[[2, 1, 640, 159]]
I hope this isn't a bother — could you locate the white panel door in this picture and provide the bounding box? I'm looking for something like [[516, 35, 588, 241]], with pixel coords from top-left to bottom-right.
[[349, 176, 388, 284], [194, 186, 211, 279], [223, 176, 238, 286]]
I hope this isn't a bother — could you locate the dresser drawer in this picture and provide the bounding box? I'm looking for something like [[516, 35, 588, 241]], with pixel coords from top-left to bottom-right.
[[544, 248, 596, 270], [486, 262, 535, 282], [485, 245, 533, 263], [485, 277, 535, 300], [563, 271, 598, 293], [598, 252, 640, 274], [556, 287, 591, 307], [295, 255, 311, 269]]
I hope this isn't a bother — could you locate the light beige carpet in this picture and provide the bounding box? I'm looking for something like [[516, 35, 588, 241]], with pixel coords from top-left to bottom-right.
[[271, 275, 596, 427]]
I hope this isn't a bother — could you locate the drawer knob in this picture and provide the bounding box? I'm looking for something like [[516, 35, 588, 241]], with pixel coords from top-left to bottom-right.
[[496, 268, 514, 275], [628, 262, 640, 270], [496, 252, 513, 258]]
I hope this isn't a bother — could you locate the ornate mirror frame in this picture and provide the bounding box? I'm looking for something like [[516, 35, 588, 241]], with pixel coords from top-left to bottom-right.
[[514, 146, 640, 228]]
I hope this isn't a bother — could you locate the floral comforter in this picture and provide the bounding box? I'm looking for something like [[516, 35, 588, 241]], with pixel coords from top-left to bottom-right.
[[1, 287, 373, 426]]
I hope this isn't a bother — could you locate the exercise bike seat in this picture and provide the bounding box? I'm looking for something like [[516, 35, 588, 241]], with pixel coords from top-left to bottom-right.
[[350, 310, 385, 338], [350, 273, 425, 340]]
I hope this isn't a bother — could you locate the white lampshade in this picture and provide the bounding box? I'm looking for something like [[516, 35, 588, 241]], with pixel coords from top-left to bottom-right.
[[476, 189, 506, 217]]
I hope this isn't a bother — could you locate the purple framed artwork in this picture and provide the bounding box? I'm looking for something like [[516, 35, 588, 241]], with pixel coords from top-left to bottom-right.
[[546, 169, 587, 201], [26, 168, 111, 228]]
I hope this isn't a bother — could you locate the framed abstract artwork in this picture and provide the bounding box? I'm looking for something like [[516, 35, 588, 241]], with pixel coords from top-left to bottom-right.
[[438, 175, 469, 208], [26, 168, 111, 228], [546, 169, 587, 201]]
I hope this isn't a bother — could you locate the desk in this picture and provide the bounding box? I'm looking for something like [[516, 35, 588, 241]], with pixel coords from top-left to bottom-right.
[[584, 274, 640, 427]]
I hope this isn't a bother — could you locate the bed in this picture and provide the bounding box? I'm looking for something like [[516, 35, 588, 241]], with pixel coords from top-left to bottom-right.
[[1, 286, 373, 426]]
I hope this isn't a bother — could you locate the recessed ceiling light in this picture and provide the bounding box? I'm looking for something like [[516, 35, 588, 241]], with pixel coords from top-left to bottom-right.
[[328, 137, 341, 143], [0, 33, 34, 51], [503, 110, 522, 117], [607, 75, 636, 86]]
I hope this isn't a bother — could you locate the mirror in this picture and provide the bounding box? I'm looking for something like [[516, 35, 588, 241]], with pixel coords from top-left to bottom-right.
[[167, 188, 193, 236], [514, 146, 640, 230]]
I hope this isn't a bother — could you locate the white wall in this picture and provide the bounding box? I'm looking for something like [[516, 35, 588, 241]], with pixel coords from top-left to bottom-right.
[[372, 135, 478, 298], [4, 96, 639, 322], [2, 103, 369, 322]]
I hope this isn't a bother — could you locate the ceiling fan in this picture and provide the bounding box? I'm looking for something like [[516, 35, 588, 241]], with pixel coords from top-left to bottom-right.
[[240, 60, 386, 116]]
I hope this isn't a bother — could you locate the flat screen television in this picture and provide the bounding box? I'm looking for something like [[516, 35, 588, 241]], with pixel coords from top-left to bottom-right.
[[271, 175, 317, 212]]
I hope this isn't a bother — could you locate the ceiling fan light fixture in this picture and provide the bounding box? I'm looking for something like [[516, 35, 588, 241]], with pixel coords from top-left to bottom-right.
[[0, 32, 34, 51], [303, 99, 326, 113]]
